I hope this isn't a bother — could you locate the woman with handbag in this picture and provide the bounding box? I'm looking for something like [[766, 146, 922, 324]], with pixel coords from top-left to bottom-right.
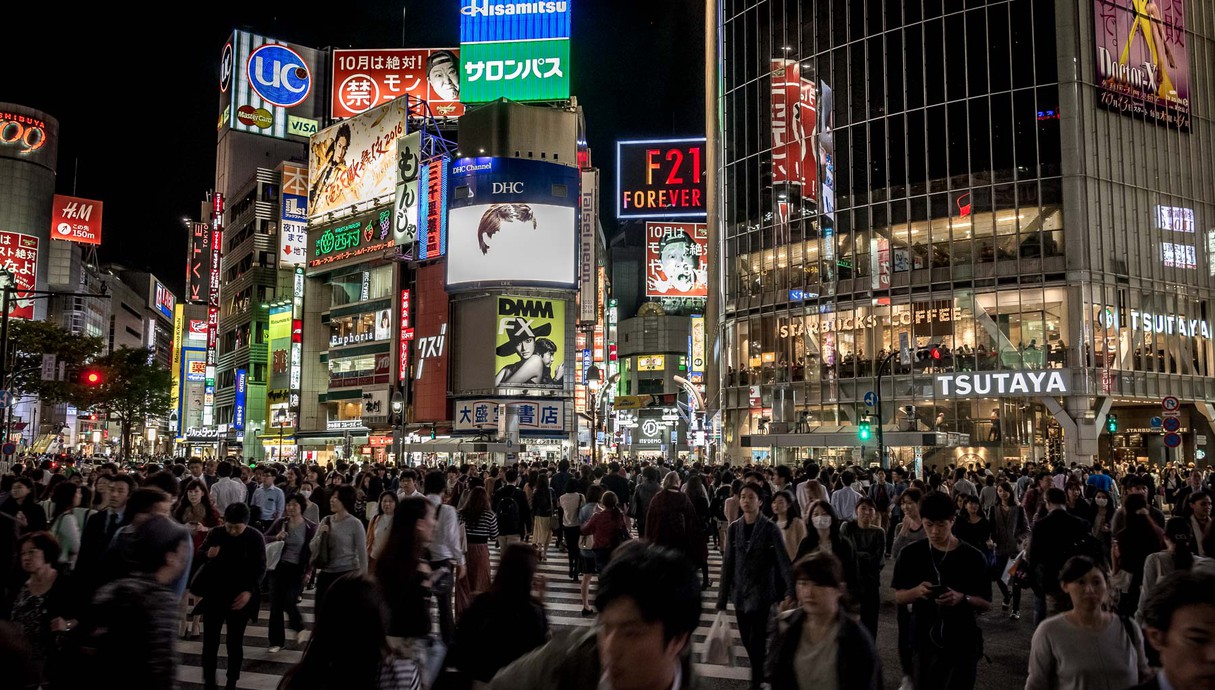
[[265, 494, 317, 653], [580, 490, 629, 576], [530, 473, 556, 561], [375, 497, 440, 687], [310, 485, 368, 606], [172, 478, 222, 639], [456, 487, 498, 617], [575, 484, 604, 616], [989, 481, 1028, 619], [558, 481, 586, 581]]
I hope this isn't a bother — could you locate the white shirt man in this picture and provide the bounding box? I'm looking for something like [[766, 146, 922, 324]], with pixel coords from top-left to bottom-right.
[[209, 469, 247, 513]]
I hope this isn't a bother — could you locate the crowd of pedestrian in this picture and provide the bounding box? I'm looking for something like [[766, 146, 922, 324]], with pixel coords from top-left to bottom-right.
[[0, 454, 1213, 690]]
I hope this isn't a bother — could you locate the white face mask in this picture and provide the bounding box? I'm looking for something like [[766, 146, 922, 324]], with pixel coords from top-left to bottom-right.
[[812, 516, 832, 530], [1095, 497, 1108, 507], [299, 491, 311, 498]]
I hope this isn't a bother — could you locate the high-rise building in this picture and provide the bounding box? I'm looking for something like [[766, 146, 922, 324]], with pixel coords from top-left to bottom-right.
[[713, 0, 1215, 468]]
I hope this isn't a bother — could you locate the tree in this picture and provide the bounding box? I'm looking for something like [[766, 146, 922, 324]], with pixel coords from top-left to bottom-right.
[[88, 347, 172, 460], [5, 320, 104, 408]]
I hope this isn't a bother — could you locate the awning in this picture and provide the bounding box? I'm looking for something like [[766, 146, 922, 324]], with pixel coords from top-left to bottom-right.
[[743, 429, 967, 448], [400, 439, 513, 453]]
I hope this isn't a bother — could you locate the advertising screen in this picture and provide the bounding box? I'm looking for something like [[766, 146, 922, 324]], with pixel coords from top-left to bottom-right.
[[153, 283, 175, 321], [308, 100, 407, 220], [770, 59, 817, 197], [690, 314, 706, 375], [50, 195, 102, 245], [280, 163, 308, 266], [307, 208, 393, 270], [447, 157, 578, 289], [616, 138, 707, 219], [220, 31, 326, 141], [1093, 0, 1191, 129], [494, 296, 565, 390], [180, 349, 207, 432], [637, 355, 665, 371], [0, 232, 39, 320], [332, 48, 464, 119], [579, 169, 598, 324], [458, 0, 571, 103], [645, 222, 708, 298], [267, 305, 292, 429]]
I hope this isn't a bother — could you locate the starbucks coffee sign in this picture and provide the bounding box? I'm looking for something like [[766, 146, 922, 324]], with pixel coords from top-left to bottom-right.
[[935, 370, 1069, 398]]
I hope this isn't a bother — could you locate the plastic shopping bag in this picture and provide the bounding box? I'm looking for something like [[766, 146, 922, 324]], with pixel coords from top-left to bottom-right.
[[704, 611, 734, 666], [1002, 550, 1023, 585]]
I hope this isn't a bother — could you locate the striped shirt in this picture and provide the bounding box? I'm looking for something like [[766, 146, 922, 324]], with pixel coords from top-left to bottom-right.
[[460, 509, 499, 544]]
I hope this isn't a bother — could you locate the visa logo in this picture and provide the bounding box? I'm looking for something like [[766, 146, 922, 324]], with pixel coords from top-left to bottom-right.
[[288, 116, 318, 136]]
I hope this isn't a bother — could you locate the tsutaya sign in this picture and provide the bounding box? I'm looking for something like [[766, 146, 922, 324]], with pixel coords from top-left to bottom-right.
[[1102, 308, 1213, 339], [778, 307, 963, 338], [935, 371, 1069, 398]]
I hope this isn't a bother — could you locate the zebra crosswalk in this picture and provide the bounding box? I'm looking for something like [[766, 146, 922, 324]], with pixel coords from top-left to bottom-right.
[[177, 541, 751, 689]]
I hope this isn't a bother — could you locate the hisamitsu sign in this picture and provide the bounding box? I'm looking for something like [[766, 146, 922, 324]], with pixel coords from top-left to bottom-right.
[[935, 371, 1070, 398]]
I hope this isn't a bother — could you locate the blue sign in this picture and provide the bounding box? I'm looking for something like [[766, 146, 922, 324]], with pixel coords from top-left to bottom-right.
[[581, 348, 592, 382], [1163, 417, 1182, 432], [282, 193, 308, 223], [247, 43, 312, 107], [0, 391, 12, 409], [460, 0, 572, 43], [789, 289, 820, 302], [1150, 416, 1163, 428], [1164, 432, 1182, 448], [233, 369, 248, 431], [864, 391, 878, 408], [2, 442, 15, 456], [417, 157, 450, 261]]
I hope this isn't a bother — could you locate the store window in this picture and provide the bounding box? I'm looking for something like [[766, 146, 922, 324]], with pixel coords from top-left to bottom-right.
[[328, 352, 391, 388], [330, 308, 393, 348], [330, 265, 393, 307]]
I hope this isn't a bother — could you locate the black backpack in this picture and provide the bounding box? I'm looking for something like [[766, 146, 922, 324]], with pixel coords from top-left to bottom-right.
[[495, 488, 521, 534]]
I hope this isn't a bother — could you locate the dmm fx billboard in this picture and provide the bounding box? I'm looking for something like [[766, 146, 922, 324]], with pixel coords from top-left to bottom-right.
[[495, 296, 565, 390], [1093, 0, 1190, 130], [455, 399, 566, 434], [934, 371, 1070, 398], [646, 222, 708, 299], [218, 31, 325, 140], [447, 157, 578, 290], [308, 99, 407, 220], [617, 139, 707, 219], [459, 0, 571, 103], [332, 48, 464, 119], [50, 195, 102, 245]]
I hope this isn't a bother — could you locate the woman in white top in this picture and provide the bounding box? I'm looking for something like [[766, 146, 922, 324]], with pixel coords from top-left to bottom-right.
[[367, 491, 398, 568], [1025, 556, 1151, 690], [46, 482, 82, 567]]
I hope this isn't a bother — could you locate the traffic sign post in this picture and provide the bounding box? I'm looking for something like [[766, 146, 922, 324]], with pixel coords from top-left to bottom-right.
[[1, 442, 13, 456], [1150, 416, 1163, 428], [1164, 433, 1182, 448], [0, 391, 12, 410], [863, 391, 877, 408], [1162, 396, 1181, 412], [1163, 417, 1182, 433]]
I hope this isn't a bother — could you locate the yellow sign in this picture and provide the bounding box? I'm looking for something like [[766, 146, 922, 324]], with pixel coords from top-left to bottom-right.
[[637, 355, 665, 371], [614, 395, 648, 410]]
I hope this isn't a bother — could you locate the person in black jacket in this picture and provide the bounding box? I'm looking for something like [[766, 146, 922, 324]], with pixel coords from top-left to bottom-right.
[[193, 502, 266, 690], [765, 552, 881, 690], [1028, 487, 1092, 625], [74, 474, 134, 594], [492, 469, 530, 550], [1131, 569, 1215, 690], [0, 478, 47, 535], [717, 483, 793, 688], [450, 542, 548, 683]]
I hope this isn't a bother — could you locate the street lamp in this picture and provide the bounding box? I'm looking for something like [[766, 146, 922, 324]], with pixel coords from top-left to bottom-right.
[[585, 367, 620, 466], [391, 388, 405, 467], [146, 427, 157, 455]]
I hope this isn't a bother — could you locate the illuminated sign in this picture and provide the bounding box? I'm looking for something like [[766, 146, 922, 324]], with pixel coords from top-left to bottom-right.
[[776, 307, 964, 338], [332, 48, 464, 119], [935, 371, 1070, 398], [394, 132, 422, 254], [188, 320, 208, 341], [50, 195, 102, 245], [690, 315, 706, 374], [579, 169, 598, 324], [637, 355, 666, 371], [0, 232, 39, 320], [770, 59, 817, 196], [220, 31, 326, 141], [1156, 205, 1195, 233], [459, 0, 571, 42], [327, 419, 364, 430], [186, 360, 207, 382], [413, 263, 450, 422], [153, 283, 175, 321], [280, 163, 308, 266], [455, 398, 566, 434], [0, 110, 49, 157], [1093, 0, 1191, 130], [1162, 242, 1197, 269], [233, 369, 248, 431], [459, 39, 570, 103], [399, 289, 414, 381], [186, 222, 209, 304], [418, 157, 449, 260], [307, 209, 393, 269], [617, 138, 706, 219], [247, 43, 312, 107]]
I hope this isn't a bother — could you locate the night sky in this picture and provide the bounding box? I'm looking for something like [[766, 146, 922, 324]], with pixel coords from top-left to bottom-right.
[[3, 0, 704, 298]]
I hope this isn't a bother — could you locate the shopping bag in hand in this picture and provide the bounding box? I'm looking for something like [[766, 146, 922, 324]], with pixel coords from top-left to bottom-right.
[[704, 611, 734, 665]]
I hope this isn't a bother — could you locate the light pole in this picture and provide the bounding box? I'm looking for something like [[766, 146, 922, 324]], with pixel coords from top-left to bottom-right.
[[872, 349, 899, 470], [391, 388, 404, 467], [585, 366, 620, 466]]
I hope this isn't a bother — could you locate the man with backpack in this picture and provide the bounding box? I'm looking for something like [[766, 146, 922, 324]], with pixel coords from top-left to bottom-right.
[[1027, 487, 1095, 624], [493, 468, 530, 551]]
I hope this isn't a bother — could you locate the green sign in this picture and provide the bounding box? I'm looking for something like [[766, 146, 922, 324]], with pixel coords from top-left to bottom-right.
[[460, 39, 570, 103], [307, 209, 393, 269]]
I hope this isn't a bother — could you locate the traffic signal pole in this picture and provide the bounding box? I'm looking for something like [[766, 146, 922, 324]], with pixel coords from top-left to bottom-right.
[[872, 350, 900, 470]]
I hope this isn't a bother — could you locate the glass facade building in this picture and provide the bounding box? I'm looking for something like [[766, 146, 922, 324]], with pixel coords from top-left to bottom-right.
[[715, 0, 1215, 467]]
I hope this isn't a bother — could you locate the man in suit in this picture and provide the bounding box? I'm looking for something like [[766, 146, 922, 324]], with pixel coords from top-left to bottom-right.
[[75, 474, 135, 591], [1131, 569, 1215, 690], [1028, 487, 1091, 625]]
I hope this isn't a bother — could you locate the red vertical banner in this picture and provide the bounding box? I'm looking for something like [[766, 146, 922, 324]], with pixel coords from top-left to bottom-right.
[[770, 59, 817, 200], [412, 263, 450, 422], [399, 289, 413, 381], [0, 232, 39, 319]]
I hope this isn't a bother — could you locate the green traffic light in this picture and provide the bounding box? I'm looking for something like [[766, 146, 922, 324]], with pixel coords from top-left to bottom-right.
[[858, 418, 872, 441], [1106, 414, 1118, 433]]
